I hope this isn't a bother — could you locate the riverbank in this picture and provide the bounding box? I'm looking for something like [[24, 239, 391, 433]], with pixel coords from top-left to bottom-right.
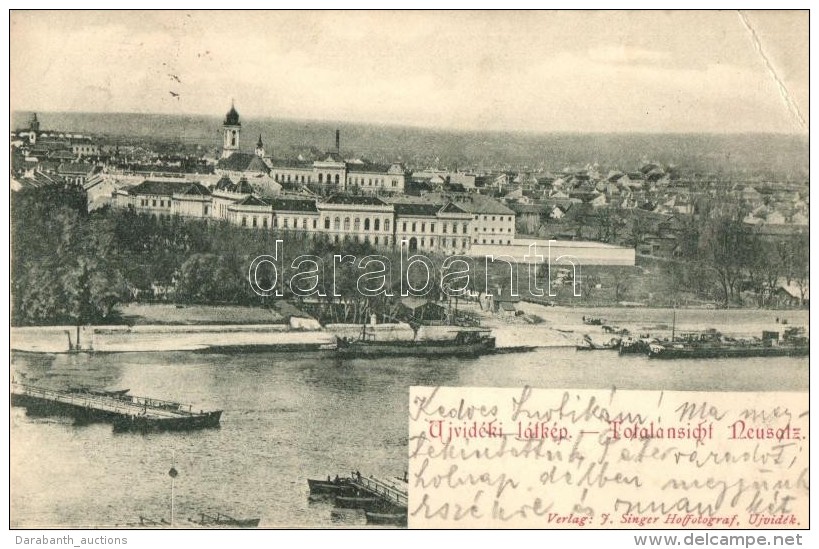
[[11, 321, 514, 354], [11, 304, 806, 354]]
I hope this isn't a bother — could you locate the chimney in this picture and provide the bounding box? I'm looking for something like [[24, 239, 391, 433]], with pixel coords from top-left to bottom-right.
[[335, 129, 340, 154]]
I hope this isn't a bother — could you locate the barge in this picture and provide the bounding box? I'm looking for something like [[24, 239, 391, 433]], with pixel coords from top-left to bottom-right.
[[335, 327, 495, 358], [647, 327, 809, 360]]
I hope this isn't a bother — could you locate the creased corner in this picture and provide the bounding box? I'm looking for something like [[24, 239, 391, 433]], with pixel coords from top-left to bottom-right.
[[737, 10, 807, 132]]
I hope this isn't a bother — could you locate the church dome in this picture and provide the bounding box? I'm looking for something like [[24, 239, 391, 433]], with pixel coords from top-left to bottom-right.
[[224, 103, 240, 126]]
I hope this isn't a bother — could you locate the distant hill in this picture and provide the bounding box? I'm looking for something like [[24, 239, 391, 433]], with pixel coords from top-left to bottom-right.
[[11, 111, 808, 180]]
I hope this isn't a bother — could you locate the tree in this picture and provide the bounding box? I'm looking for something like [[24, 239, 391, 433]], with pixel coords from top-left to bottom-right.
[[627, 214, 650, 248], [610, 267, 633, 302], [593, 207, 627, 243], [698, 213, 760, 306], [12, 192, 127, 326], [175, 254, 243, 304]]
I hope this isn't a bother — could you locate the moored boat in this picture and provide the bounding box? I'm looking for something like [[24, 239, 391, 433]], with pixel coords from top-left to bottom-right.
[[335, 327, 495, 358], [647, 328, 809, 360], [365, 511, 407, 526], [648, 342, 809, 359], [619, 336, 652, 355], [307, 476, 356, 496], [334, 496, 381, 511]]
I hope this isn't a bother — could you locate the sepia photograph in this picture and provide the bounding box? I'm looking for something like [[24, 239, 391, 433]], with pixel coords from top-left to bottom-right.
[[8, 9, 809, 534]]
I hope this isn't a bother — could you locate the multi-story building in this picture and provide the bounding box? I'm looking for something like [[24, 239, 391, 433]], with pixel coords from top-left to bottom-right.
[[116, 180, 199, 216], [110, 104, 516, 253], [211, 175, 253, 220], [208, 103, 406, 195], [393, 202, 471, 253], [70, 137, 100, 157], [345, 162, 407, 194], [270, 159, 315, 185], [172, 182, 212, 218], [272, 197, 320, 233], [425, 192, 516, 245], [227, 195, 272, 229], [114, 178, 515, 254], [434, 203, 473, 253], [317, 195, 395, 246]]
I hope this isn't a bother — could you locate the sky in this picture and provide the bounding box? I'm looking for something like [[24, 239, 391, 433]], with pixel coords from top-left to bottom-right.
[[9, 10, 809, 134]]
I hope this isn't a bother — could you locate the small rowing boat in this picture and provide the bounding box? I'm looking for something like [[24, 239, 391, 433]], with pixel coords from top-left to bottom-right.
[[189, 512, 260, 528]]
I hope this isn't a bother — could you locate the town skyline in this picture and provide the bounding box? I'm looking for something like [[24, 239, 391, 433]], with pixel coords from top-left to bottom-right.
[[10, 10, 808, 134]]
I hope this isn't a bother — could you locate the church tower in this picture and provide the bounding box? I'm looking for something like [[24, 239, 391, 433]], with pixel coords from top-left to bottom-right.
[[29, 113, 40, 144], [255, 134, 265, 158], [222, 102, 241, 158]]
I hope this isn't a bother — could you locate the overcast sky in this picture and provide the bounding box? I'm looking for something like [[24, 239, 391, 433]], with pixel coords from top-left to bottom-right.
[[9, 10, 808, 133]]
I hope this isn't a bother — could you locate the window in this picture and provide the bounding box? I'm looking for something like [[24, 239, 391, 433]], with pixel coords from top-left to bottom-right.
[[430, 238, 435, 247], [492, 216, 496, 221], [335, 174, 340, 184], [364, 218, 370, 231], [334, 217, 340, 230], [334, 235, 339, 243], [204, 206, 209, 216], [242, 216, 247, 227], [374, 219, 380, 231], [263, 218, 268, 228], [319, 174, 323, 183], [421, 238, 425, 247], [253, 217, 257, 228], [284, 218, 289, 229], [344, 217, 350, 230], [421, 222, 426, 232], [385, 219, 390, 232], [302, 218, 307, 230], [482, 239, 486, 244], [491, 239, 494, 244], [375, 236, 379, 245], [402, 222, 407, 232], [325, 218, 330, 229], [412, 222, 417, 232], [431, 223, 435, 233], [392, 179, 397, 187], [273, 217, 278, 228], [152, 199, 157, 207], [313, 219, 317, 229], [354, 218, 361, 231]]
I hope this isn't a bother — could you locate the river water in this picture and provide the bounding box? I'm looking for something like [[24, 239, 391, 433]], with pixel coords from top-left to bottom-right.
[[9, 309, 809, 528]]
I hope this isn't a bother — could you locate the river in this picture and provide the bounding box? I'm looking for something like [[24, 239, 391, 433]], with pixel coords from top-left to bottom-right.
[[9, 308, 809, 528]]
